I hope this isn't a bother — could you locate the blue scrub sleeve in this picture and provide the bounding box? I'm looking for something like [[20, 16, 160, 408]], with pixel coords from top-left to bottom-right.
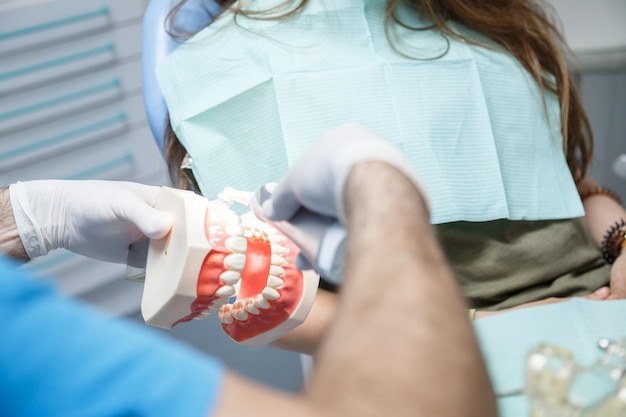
[[0, 256, 224, 417]]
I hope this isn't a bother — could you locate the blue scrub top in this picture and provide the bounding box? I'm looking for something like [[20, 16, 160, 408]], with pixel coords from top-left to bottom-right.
[[0, 255, 224, 417]]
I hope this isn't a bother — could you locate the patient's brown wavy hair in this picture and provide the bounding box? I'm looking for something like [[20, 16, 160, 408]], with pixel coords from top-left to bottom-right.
[[164, 0, 592, 189]]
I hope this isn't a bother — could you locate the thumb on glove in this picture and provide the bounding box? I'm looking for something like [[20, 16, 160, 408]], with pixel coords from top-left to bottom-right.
[[118, 200, 172, 240], [139, 210, 172, 240]]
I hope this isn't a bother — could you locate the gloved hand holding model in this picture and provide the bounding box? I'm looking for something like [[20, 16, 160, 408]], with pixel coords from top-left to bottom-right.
[[255, 123, 427, 281], [9, 180, 172, 266], [138, 124, 428, 345]]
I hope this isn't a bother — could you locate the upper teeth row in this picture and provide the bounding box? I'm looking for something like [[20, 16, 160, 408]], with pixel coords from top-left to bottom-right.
[[197, 213, 290, 323]]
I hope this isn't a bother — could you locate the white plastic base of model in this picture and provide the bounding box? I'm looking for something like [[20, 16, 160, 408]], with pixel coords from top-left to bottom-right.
[[141, 187, 211, 329]]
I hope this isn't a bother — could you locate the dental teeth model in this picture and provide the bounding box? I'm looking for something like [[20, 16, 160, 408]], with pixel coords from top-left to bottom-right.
[[141, 187, 319, 345]]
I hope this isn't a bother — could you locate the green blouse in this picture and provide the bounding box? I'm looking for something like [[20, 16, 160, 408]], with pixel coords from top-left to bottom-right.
[[437, 217, 610, 310]]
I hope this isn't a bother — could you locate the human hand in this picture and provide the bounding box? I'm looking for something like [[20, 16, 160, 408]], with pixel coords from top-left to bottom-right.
[[255, 123, 426, 278], [608, 254, 626, 300], [261, 122, 425, 225], [9, 180, 172, 266]]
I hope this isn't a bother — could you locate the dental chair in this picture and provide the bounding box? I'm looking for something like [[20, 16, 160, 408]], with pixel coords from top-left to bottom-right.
[[142, 0, 220, 154]]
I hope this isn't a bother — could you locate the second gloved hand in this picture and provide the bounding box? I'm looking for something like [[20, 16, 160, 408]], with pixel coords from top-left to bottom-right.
[[9, 180, 172, 266], [256, 123, 427, 280]]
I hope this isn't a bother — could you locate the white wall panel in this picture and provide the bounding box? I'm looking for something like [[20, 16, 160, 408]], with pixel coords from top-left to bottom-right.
[[0, 0, 169, 316], [546, 0, 626, 70]]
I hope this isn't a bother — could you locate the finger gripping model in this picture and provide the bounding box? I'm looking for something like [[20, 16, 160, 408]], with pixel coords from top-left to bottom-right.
[[141, 187, 319, 345]]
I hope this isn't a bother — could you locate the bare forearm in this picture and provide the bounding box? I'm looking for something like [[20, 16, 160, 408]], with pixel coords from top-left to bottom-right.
[[578, 177, 626, 246], [271, 287, 338, 356], [0, 187, 28, 261], [210, 162, 497, 417], [305, 162, 497, 417]]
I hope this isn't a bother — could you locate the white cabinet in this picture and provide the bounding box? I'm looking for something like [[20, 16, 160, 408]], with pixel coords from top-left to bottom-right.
[[0, 0, 170, 315]]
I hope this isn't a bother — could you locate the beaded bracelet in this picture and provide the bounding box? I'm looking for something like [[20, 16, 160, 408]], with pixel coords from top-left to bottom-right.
[[580, 187, 623, 206], [600, 219, 626, 264]]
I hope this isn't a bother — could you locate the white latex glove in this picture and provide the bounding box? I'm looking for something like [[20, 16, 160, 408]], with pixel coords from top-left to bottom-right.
[[257, 123, 427, 281], [262, 122, 427, 225], [9, 180, 172, 266]]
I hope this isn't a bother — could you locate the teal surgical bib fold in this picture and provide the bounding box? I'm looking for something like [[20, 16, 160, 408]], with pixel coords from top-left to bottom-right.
[[157, 0, 584, 224]]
